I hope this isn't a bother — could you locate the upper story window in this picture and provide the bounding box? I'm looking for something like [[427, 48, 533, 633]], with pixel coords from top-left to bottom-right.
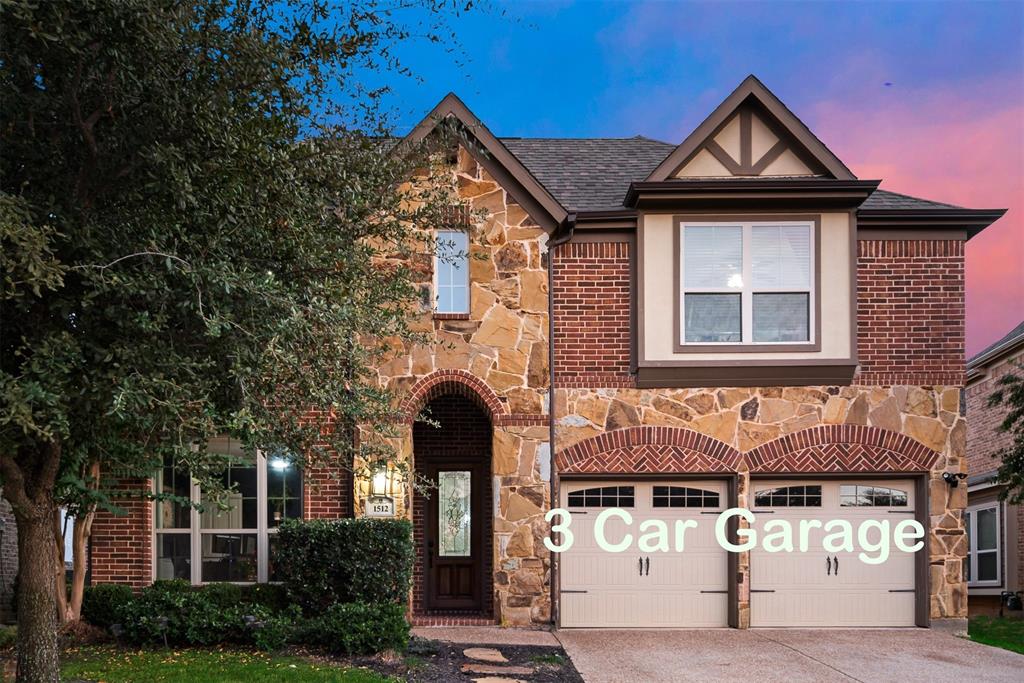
[[435, 229, 469, 314], [154, 437, 302, 584], [679, 221, 814, 347]]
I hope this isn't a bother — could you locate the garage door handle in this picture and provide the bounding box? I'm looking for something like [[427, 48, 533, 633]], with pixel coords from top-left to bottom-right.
[[645, 557, 650, 576], [834, 556, 839, 576], [826, 556, 831, 576], [889, 589, 915, 593], [750, 589, 775, 593], [700, 590, 728, 594], [639, 557, 643, 576]]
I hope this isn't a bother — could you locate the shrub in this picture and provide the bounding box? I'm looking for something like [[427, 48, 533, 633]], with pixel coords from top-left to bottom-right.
[[275, 518, 413, 613], [298, 602, 408, 655], [251, 605, 301, 652], [0, 626, 16, 649], [201, 582, 244, 609], [242, 583, 289, 612], [119, 582, 260, 646], [82, 583, 134, 628]]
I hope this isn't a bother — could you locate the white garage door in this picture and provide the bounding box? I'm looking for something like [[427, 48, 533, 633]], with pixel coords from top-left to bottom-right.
[[750, 479, 917, 627], [559, 480, 729, 628]]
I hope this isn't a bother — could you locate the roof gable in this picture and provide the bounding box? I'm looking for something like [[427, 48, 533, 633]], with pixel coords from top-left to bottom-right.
[[397, 93, 568, 231], [646, 75, 856, 182]]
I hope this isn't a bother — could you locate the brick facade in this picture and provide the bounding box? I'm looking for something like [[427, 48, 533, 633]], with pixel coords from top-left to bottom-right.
[[856, 239, 965, 386], [90, 480, 153, 587], [552, 241, 633, 388]]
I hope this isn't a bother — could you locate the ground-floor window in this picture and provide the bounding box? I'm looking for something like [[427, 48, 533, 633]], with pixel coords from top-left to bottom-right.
[[154, 437, 302, 584], [965, 502, 1001, 587]]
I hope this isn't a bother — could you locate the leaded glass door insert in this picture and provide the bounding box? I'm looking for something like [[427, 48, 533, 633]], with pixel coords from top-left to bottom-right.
[[439, 470, 471, 556]]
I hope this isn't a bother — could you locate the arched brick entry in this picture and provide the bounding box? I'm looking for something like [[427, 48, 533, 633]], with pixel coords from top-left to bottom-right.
[[556, 426, 741, 474], [744, 424, 942, 473], [400, 369, 505, 423]]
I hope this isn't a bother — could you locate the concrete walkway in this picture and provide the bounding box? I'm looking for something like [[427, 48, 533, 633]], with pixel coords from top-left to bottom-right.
[[555, 628, 1024, 683], [411, 625, 560, 647]]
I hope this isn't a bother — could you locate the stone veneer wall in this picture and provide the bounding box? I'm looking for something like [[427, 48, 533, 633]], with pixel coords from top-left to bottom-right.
[[370, 146, 552, 625], [554, 384, 967, 626]]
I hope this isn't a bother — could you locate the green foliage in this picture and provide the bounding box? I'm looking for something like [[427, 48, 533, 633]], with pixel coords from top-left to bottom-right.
[[81, 584, 134, 629], [969, 616, 1024, 655], [275, 518, 414, 612], [297, 602, 409, 656], [0, 626, 16, 649], [987, 367, 1024, 504], [242, 583, 290, 612]]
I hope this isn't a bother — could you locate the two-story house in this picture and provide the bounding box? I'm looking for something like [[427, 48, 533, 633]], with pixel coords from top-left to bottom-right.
[[88, 76, 1005, 632]]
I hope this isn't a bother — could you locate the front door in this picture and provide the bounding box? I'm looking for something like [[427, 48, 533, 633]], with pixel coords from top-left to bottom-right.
[[425, 463, 484, 611]]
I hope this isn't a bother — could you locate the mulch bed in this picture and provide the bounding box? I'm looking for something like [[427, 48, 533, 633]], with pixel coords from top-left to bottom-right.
[[352, 637, 585, 682]]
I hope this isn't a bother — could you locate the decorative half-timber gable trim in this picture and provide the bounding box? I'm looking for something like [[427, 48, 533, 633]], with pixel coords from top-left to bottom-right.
[[745, 424, 942, 473], [556, 426, 742, 474]]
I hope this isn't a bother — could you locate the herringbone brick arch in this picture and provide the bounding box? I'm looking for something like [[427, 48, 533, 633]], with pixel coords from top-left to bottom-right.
[[745, 424, 942, 473], [400, 369, 505, 423], [556, 426, 742, 475]]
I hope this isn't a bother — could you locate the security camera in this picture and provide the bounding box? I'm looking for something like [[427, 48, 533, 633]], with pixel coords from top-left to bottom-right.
[[942, 472, 967, 487]]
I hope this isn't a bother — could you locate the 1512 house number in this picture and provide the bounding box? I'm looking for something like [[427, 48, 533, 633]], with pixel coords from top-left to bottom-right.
[[364, 495, 395, 518], [543, 507, 926, 565]]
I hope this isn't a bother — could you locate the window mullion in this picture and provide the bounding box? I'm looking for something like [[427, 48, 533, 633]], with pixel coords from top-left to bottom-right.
[[257, 450, 267, 583], [191, 475, 201, 585], [742, 224, 753, 342]]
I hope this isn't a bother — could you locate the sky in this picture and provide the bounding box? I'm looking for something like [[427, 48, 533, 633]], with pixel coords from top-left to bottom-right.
[[372, 0, 1024, 356]]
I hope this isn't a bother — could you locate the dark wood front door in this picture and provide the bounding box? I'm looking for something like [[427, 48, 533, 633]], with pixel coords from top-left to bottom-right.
[[425, 462, 484, 611]]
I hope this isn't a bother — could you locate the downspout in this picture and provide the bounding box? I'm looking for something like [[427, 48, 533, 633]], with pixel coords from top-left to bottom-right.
[[547, 214, 574, 630]]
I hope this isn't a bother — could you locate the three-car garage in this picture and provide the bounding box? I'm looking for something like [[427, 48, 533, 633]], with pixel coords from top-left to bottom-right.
[[557, 478, 923, 629]]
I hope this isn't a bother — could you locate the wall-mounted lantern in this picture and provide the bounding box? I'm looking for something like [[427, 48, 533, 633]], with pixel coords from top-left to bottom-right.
[[364, 463, 396, 518]]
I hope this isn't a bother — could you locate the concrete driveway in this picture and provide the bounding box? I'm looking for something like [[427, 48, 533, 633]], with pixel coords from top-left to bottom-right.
[[556, 628, 1024, 683]]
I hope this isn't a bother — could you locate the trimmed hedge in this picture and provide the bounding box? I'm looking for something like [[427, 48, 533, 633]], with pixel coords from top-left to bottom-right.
[[275, 518, 413, 613], [82, 583, 134, 628], [297, 602, 409, 655]]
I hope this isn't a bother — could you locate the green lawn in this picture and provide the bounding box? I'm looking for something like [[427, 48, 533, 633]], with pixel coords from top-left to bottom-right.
[[60, 647, 395, 683], [969, 616, 1024, 655]]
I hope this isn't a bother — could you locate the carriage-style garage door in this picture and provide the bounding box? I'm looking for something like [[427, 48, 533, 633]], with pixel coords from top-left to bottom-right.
[[559, 480, 729, 628], [749, 479, 917, 627]]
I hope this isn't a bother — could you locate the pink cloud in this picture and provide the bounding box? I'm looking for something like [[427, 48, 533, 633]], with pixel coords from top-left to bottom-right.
[[809, 82, 1024, 357]]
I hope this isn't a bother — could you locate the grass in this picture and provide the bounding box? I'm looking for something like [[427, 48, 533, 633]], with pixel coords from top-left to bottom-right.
[[529, 652, 566, 666], [60, 646, 396, 683], [969, 616, 1024, 655]]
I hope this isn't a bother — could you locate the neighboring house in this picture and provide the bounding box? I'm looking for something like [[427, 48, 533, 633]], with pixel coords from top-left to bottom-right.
[[0, 496, 17, 624], [966, 321, 1024, 616], [88, 76, 1006, 632]]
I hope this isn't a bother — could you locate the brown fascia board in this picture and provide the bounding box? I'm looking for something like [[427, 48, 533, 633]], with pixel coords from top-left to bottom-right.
[[624, 178, 880, 210], [395, 92, 568, 232], [856, 208, 1007, 240], [646, 75, 857, 182]]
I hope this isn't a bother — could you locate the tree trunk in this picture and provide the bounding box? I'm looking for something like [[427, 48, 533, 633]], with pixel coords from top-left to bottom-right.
[[13, 509, 61, 682], [66, 507, 95, 622], [52, 510, 68, 623]]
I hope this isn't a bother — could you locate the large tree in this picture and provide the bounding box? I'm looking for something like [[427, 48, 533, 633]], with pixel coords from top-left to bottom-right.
[[987, 368, 1024, 504], [0, 1, 470, 679]]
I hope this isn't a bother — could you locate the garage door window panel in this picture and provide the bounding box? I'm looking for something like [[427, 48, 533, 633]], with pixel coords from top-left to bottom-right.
[[754, 485, 821, 507], [652, 486, 720, 508], [839, 485, 908, 507], [567, 486, 635, 508]]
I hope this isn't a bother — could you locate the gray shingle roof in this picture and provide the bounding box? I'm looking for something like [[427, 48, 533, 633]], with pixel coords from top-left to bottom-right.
[[498, 137, 960, 214], [500, 136, 675, 212], [860, 189, 963, 211], [969, 320, 1024, 366]]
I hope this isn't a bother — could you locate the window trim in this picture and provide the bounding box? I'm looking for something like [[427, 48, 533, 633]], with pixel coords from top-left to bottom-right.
[[152, 445, 302, 585], [433, 228, 471, 316], [965, 502, 1002, 588], [672, 214, 822, 353]]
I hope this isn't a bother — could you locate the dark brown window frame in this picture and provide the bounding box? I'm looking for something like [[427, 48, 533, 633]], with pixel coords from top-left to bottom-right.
[[672, 214, 823, 353]]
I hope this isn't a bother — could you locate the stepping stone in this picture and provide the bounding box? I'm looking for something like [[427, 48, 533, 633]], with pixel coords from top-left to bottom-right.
[[472, 678, 526, 683], [463, 647, 509, 664], [460, 663, 533, 675]]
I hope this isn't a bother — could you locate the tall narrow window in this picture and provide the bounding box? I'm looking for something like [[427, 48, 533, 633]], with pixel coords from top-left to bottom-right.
[[153, 438, 302, 584], [965, 503, 1001, 586], [679, 220, 814, 346], [435, 230, 469, 314]]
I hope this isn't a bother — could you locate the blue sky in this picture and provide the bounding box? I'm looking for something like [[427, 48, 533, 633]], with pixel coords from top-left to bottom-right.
[[366, 0, 1023, 354]]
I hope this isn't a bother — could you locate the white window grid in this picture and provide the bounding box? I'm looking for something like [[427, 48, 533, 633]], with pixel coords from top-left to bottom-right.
[[965, 502, 1001, 587], [152, 448, 297, 584], [679, 221, 815, 346], [434, 229, 470, 314]]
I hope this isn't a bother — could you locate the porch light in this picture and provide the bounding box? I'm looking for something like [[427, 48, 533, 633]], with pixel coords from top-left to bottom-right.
[[269, 456, 290, 471], [371, 467, 390, 497]]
